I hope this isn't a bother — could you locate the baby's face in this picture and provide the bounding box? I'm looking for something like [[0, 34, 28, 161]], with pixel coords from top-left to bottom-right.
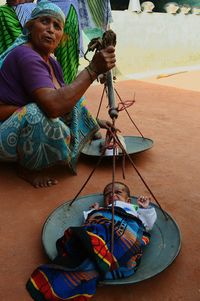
[[104, 183, 130, 207]]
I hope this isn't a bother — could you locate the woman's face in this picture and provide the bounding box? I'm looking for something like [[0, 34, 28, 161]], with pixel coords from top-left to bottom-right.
[[28, 16, 64, 56]]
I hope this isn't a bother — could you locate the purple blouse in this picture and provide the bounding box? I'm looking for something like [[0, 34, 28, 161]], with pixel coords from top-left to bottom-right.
[[0, 45, 65, 106]]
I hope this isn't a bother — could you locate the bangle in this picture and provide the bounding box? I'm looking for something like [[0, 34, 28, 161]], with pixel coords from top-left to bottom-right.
[[85, 67, 94, 83], [88, 64, 98, 76], [85, 65, 98, 84]]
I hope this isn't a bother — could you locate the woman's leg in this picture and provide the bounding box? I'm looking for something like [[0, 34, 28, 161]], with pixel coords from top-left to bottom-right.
[[68, 97, 99, 173], [17, 165, 58, 188], [0, 103, 71, 187], [0, 101, 99, 187]]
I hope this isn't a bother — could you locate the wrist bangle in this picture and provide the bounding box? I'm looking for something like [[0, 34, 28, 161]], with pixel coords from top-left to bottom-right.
[[88, 64, 98, 75], [85, 66, 97, 83]]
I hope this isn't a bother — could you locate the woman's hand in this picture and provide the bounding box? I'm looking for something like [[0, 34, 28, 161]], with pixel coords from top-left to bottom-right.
[[89, 46, 116, 76], [97, 118, 114, 130]]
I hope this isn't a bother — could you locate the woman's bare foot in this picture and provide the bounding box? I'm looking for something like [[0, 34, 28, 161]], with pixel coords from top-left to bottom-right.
[[18, 166, 58, 188]]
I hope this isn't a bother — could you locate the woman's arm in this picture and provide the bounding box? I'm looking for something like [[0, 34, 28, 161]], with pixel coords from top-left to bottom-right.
[[0, 103, 19, 121], [33, 46, 116, 118]]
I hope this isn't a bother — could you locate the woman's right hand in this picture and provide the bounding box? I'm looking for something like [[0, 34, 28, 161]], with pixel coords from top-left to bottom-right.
[[89, 46, 116, 75]]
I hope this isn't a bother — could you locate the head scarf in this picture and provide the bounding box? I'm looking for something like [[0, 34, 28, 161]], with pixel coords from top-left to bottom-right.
[[0, 0, 65, 67], [28, 0, 65, 25]]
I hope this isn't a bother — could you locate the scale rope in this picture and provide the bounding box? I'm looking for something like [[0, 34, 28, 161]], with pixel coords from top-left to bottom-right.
[[69, 30, 168, 253]]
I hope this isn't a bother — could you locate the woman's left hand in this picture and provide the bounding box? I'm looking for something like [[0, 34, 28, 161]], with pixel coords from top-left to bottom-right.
[[97, 118, 114, 130]]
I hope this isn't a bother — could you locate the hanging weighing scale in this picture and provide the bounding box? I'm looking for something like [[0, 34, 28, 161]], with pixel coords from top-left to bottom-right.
[[82, 136, 153, 157], [81, 82, 154, 157], [42, 30, 181, 285]]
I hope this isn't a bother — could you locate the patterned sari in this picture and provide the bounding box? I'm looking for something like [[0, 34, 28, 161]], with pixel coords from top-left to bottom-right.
[[0, 99, 99, 173]]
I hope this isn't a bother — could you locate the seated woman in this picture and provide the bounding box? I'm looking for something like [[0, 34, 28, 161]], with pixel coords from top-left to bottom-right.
[[26, 182, 157, 300], [0, 0, 116, 188]]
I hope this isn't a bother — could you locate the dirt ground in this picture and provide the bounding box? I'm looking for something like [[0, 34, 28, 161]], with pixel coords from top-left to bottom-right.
[[0, 74, 200, 301]]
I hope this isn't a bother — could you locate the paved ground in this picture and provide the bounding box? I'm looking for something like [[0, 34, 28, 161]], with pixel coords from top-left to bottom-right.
[[0, 74, 200, 300]]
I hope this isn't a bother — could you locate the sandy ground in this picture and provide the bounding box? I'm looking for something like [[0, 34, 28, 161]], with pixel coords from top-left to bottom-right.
[[0, 72, 200, 301]]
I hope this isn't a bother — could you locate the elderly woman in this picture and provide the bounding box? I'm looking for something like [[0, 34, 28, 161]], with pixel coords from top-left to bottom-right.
[[0, 0, 116, 188]]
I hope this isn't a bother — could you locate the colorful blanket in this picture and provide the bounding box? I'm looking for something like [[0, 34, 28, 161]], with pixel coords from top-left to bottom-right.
[[27, 207, 150, 301]]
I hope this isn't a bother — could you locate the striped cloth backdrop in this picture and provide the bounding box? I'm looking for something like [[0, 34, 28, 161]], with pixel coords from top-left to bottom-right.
[[0, 5, 22, 55]]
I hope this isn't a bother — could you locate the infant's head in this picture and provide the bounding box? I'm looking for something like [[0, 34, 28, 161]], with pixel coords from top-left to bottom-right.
[[103, 182, 131, 207]]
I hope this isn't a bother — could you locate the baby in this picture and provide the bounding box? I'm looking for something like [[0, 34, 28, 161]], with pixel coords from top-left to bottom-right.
[[27, 182, 158, 300], [84, 181, 157, 231]]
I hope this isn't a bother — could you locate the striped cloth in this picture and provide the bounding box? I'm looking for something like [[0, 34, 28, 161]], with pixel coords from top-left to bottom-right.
[[78, 0, 90, 29], [13, 3, 36, 27], [87, 0, 112, 29], [80, 0, 113, 44], [0, 5, 22, 55], [55, 4, 80, 84]]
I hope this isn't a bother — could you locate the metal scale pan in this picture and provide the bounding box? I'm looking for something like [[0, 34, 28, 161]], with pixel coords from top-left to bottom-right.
[[42, 194, 181, 285], [81, 136, 154, 157]]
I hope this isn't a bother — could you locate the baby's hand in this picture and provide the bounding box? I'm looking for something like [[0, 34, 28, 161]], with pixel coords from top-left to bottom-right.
[[90, 202, 100, 210], [137, 196, 151, 208]]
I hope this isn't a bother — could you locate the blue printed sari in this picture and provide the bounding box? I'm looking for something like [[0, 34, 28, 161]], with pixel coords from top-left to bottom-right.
[[0, 98, 99, 173]]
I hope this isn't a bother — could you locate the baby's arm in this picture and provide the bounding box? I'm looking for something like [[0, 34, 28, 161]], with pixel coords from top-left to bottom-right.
[[90, 202, 100, 210], [137, 196, 157, 231], [137, 196, 150, 208], [83, 202, 101, 221]]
